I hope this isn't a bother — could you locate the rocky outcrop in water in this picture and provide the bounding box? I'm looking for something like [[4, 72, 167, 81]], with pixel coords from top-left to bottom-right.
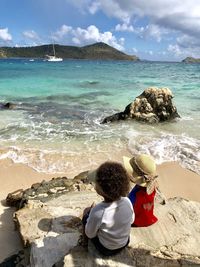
[[0, 102, 15, 110], [4, 175, 200, 267], [102, 87, 180, 124], [182, 57, 200, 63]]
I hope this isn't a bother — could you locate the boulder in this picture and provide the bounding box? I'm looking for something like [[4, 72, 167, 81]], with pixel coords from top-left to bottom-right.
[[14, 190, 200, 267], [0, 102, 15, 110], [102, 87, 180, 124], [6, 189, 24, 207]]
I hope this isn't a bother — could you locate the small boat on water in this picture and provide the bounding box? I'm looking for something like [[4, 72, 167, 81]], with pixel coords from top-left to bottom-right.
[[46, 44, 63, 62]]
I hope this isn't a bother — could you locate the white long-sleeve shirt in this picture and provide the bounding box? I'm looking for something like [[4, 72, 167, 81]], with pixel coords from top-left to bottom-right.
[[85, 197, 134, 250]]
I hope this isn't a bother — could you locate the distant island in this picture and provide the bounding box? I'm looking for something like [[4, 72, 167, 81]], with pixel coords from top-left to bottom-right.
[[182, 57, 200, 63], [0, 42, 139, 61]]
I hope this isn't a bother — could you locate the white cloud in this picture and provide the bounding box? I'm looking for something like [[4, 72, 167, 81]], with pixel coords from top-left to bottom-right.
[[81, 1, 200, 47], [139, 24, 169, 42], [73, 25, 100, 43], [132, 47, 138, 53], [115, 23, 134, 32], [23, 30, 39, 40], [53, 24, 124, 50], [88, 0, 130, 23], [0, 28, 12, 42], [72, 25, 124, 50], [168, 34, 200, 58], [177, 34, 200, 48], [66, 0, 200, 57], [88, 1, 101, 14], [52, 25, 72, 41], [86, 0, 200, 36], [119, 37, 125, 45], [168, 44, 182, 56]]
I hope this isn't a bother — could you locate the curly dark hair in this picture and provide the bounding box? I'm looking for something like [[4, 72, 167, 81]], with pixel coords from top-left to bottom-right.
[[96, 161, 130, 202]]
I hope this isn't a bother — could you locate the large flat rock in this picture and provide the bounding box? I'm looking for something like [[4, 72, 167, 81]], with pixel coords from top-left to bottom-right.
[[15, 191, 200, 267]]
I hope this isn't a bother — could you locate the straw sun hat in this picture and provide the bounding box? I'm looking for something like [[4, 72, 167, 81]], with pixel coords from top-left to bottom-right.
[[123, 154, 158, 195]]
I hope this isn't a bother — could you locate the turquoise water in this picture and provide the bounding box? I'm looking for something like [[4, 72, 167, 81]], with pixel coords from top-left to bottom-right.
[[0, 59, 199, 175]]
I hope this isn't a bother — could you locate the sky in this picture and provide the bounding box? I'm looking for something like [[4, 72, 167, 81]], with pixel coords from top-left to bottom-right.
[[0, 0, 200, 61]]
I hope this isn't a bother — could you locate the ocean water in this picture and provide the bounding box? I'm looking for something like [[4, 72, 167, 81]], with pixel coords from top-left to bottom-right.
[[0, 58, 199, 176]]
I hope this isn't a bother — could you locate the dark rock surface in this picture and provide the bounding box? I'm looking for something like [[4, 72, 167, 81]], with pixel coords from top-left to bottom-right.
[[0, 249, 30, 267], [0, 102, 15, 110]]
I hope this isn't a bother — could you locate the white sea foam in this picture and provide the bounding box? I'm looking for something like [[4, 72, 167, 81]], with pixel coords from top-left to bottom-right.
[[179, 116, 194, 121], [0, 111, 199, 176], [0, 134, 128, 176], [126, 131, 200, 174]]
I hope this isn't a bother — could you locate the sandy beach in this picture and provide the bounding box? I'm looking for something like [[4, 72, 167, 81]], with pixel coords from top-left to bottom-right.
[[0, 158, 200, 263]]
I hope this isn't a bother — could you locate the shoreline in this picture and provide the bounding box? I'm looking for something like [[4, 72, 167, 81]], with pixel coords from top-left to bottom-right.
[[0, 158, 200, 262]]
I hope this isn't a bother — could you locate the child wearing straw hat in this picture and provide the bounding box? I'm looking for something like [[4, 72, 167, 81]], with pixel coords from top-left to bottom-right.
[[123, 154, 159, 227], [83, 161, 134, 256]]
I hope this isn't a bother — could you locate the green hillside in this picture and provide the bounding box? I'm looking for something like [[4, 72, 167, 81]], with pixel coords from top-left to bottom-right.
[[0, 42, 139, 61], [182, 57, 200, 63]]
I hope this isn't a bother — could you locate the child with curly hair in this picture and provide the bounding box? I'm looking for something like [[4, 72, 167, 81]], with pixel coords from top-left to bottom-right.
[[82, 161, 134, 256]]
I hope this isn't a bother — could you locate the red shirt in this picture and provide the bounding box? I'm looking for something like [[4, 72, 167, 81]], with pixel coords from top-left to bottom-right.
[[131, 186, 158, 227]]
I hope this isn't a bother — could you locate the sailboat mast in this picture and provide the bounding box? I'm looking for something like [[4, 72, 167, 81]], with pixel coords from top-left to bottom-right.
[[53, 43, 56, 56]]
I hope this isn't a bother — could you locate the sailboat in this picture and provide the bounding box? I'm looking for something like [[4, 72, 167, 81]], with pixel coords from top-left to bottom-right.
[[46, 43, 63, 62]]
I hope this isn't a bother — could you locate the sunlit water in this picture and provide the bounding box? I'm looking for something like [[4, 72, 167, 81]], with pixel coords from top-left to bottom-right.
[[0, 59, 199, 176]]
